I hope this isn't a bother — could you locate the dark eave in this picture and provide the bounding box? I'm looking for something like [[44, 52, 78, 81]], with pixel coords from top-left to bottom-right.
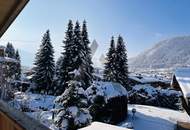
[[0, 0, 29, 38]]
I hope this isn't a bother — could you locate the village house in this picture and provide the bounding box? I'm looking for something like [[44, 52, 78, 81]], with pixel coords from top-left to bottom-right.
[[171, 68, 190, 115], [128, 73, 170, 89]]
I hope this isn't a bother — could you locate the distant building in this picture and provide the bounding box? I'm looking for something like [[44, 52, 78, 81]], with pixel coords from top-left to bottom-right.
[[128, 74, 170, 88], [171, 68, 190, 115]]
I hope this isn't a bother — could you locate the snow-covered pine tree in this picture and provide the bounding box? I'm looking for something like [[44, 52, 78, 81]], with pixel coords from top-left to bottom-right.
[[55, 68, 88, 108], [81, 20, 93, 89], [4, 43, 18, 79], [5, 42, 15, 58], [72, 21, 83, 69], [32, 30, 55, 94], [54, 56, 64, 94], [15, 49, 21, 80], [54, 68, 91, 130], [115, 35, 129, 89], [103, 36, 116, 82], [56, 20, 93, 94], [56, 20, 74, 95], [15, 49, 20, 60], [55, 56, 63, 82], [57, 20, 88, 95]]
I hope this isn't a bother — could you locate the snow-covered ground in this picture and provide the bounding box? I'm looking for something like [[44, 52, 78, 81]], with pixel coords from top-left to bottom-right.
[[8, 82, 190, 130], [9, 92, 58, 129], [26, 104, 190, 130], [9, 92, 55, 111], [120, 105, 190, 130], [23, 104, 190, 130]]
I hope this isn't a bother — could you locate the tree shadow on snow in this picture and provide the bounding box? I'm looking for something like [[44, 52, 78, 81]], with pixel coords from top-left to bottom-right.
[[119, 110, 176, 130]]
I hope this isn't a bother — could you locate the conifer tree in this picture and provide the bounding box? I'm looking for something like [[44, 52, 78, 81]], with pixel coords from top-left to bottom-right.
[[54, 56, 64, 94], [73, 21, 83, 69], [56, 20, 74, 95], [103, 36, 116, 82], [57, 20, 93, 94], [54, 68, 91, 130], [56, 68, 88, 108], [55, 56, 63, 79], [58, 21, 86, 92], [33, 30, 55, 94], [5, 42, 15, 58], [81, 20, 93, 89], [15, 49, 20, 60], [5, 43, 18, 79], [115, 35, 129, 89], [15, 49, 21, 80]]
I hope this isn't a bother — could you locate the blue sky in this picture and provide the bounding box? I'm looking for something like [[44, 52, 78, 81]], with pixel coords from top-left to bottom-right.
[[1, 0, 190, 67]]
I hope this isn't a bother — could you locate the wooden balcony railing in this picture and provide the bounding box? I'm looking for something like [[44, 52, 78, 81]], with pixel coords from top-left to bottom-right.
[[0, 100, 50, 130]]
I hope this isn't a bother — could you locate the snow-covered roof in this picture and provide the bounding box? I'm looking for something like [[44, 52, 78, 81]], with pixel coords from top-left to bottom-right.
[[0, 45, 5, 49], [86, 82, 128, 102], [131, 84, 181, 98], [79, 122, 131, 130], [102, 82, 128, 99], [129, 74, 169, 84], [174, 68, 190, 97], [0, 57, 18, 63]]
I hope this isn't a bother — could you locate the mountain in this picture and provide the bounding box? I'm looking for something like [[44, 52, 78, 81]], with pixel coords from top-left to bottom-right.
[[129, 36, 190, 69]]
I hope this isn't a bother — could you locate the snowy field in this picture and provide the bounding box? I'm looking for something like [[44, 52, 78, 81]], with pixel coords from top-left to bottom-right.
[[120, 105, 190, 130], [9, 92, 56, 111]]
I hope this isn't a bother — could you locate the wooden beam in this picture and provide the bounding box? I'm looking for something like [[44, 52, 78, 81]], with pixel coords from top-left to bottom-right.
[[0, 0, 29, 38], [0, 111, 25, 130]]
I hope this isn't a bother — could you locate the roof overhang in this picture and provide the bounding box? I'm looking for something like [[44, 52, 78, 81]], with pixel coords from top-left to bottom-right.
[[0, 0, 29, 38]]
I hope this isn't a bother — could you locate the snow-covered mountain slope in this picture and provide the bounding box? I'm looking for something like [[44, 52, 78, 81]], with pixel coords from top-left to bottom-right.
[[129, 36, 190, 69]]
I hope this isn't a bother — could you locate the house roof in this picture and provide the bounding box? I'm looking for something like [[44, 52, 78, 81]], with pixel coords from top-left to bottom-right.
[[0, 0, 29, 38], [129, 74, 169, 84], [174, 68, 190, 97], [0, 45, 5, 49], [79, 122, 131, 130], [86, 81, 128, 102]]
